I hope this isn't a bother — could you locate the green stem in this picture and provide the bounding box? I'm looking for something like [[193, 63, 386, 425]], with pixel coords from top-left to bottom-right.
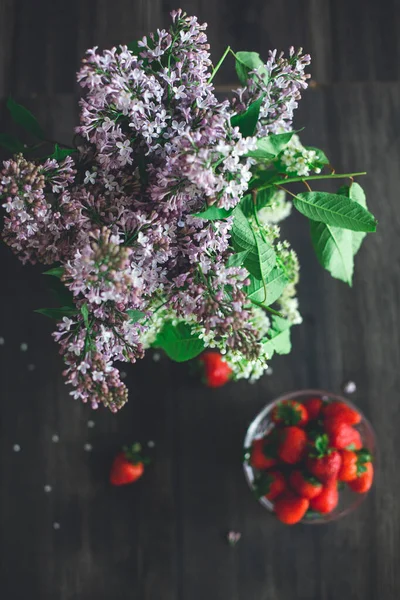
[[257, 171, 367, 191], [251, 299, 283, 317], [208, 46, 231, 84]]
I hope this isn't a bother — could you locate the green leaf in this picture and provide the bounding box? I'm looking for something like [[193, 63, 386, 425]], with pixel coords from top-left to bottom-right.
[[305, 146, 329, 166], [262, 316, 292, 356], [235, 51, 269, 86], [43, 267, 64, 278], [7, 97, 45, 139], [126, 309, 146, 323], [35, 307, 78, 320], [226, 250, 250, 268], [246, 267, 289, 306], [81, 304, 89, 327], [310, 220, 354, 285], [249, 169, 281, 191], [153, 321, 205, 362], [50, 144, 77, 161], [293, 191, 377, 232], [127, 40, 142, 54], [240, 188, 275, 216], [338, 182, 368, 256], [231, 95, 264, 137], [231, 207, 276, 279], [193, 205, 234, 220], [0, 133, 25, 153], [246, 131, 295, 159]]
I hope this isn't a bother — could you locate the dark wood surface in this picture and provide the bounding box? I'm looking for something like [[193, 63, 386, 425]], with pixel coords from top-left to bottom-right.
[[1, 1, 400, 599]]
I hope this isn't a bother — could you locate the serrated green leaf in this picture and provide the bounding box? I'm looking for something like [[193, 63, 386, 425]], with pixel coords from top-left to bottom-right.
[[293, 191, 377, 232], [338, 182, 368, 256], [43, 267, 64, 279], [310, 220, 354, 285], [235, 51, 269, 86], [0, 133, 25, 153], [231, 207, 276, 280], [7, 97, 45, 139], [262, 315, 292, 356], [126, 309, 146, 323], [246, 131, 295, 159], [81, 303, 89, 327], [193, 205, 234, 220], [240, 188, 275, 216], [153, 322, 205, 362], [246, 267, 289, 306], [50, 144, 77, 161], [231, 95, 264, 137], [35, 307, 78, 320], [226, 250, 250, 268]]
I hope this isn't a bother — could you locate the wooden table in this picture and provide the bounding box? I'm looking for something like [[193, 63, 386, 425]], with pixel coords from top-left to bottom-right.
[[1, 1, 399, 598]]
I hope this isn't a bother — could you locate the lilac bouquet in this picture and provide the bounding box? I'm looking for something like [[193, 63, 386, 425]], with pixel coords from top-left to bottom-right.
[[0, 10, 377, 412]]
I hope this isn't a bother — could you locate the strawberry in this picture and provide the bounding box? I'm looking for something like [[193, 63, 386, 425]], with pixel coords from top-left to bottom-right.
[[338, 449, 358, 481], [289, 470, 323, 499], [274, 491, 309, 525], [309, 481, 339, 514], [303, 397, 323, 421], [323, 401, 361, 425], [249, 437, 277, 470], [198, 351, 232, 388], [271, 400, 308, 427], [325, 418, 362, 450], [278, 426, 307, 464], [110, 443, 148, 486], [254, 470, 286, 501], [306, 434, 342, 482], [348, 461, 374, 493]]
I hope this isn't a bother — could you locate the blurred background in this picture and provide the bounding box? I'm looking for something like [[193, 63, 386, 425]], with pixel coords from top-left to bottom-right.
[[0, 1, 399, 599]]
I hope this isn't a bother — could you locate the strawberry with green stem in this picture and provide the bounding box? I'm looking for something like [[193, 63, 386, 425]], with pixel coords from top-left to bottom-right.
[[248, 433, 278, 470], [198, 351, 232, 388], [348, 459, 374, 493], [309, 480, 339, 514], [289, 470, 323, 499], [271, 400, 308, 427], [306, 434, 342, 483], [110, 443, 151, 486], [325, 417, 362, 450], [338, 448, 372, 482], [253, 470, 286, 501]]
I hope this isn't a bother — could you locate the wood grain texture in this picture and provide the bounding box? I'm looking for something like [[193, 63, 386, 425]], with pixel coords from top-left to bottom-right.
[[1, 1, 400, 599]]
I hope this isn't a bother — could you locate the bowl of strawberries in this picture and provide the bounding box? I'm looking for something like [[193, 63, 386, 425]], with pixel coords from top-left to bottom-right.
[[243, 390, 376, 525]]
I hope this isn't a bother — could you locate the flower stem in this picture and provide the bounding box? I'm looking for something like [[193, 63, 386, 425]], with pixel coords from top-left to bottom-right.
[[208, 46, 231, 84]]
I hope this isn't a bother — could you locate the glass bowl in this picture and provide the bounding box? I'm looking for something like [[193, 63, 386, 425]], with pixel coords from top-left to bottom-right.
[[243, 389, 377, 524]]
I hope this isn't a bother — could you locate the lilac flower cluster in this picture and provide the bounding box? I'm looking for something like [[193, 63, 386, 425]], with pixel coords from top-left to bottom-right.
[[233, 47, 311, 135], [0, 10, 312, 409]]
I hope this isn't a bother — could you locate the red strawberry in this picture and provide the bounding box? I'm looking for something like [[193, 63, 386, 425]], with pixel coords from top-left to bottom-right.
[[271, 400, 308, 427], [303, 397, 323, 421], [254, 470, 286, 501], [348, 461, 374, 493], [325, 418, 362, 450], [274, 491, 310, 525], [110, 443, 148, 486], [199, 351, 232, 388], [323, 401, 361, 425], [338, 448, 372, 482], [306, 434, 342, 482], [249, 437, 277, 470], [309, 481, 339, 514], [278, 426, 307, 464], [289, 470, 323, 499]]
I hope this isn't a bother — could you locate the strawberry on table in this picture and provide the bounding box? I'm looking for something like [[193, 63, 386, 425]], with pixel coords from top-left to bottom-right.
[[278, 426, 307, 464], [325, 418, 362, 450], [271, 400, 308, 427], [348, 461, 374, 493], [306, 434, 342, 482], [110, 443, 149, 486], [323, 401, 361, 425], [254, 470, 286, 501], [274, 491, 310, 525], [303, 397, 324, 421], [309, 481, 339, 514], [249, 437, 277, 470], [289, 470, 323, 499], [198, 351, 232, 388]]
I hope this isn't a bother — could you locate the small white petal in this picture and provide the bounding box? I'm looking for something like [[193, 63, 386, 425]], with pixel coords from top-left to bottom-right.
[[87, 420, 95, 428], [13, 444, 21, 452], [20, 342, 28, 352], [44, 485, 52, 493], [52, 434, 60, 443], [84, 443, 93, 452], [0, 337, 5, 345], [53, 522, 61, 530]]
